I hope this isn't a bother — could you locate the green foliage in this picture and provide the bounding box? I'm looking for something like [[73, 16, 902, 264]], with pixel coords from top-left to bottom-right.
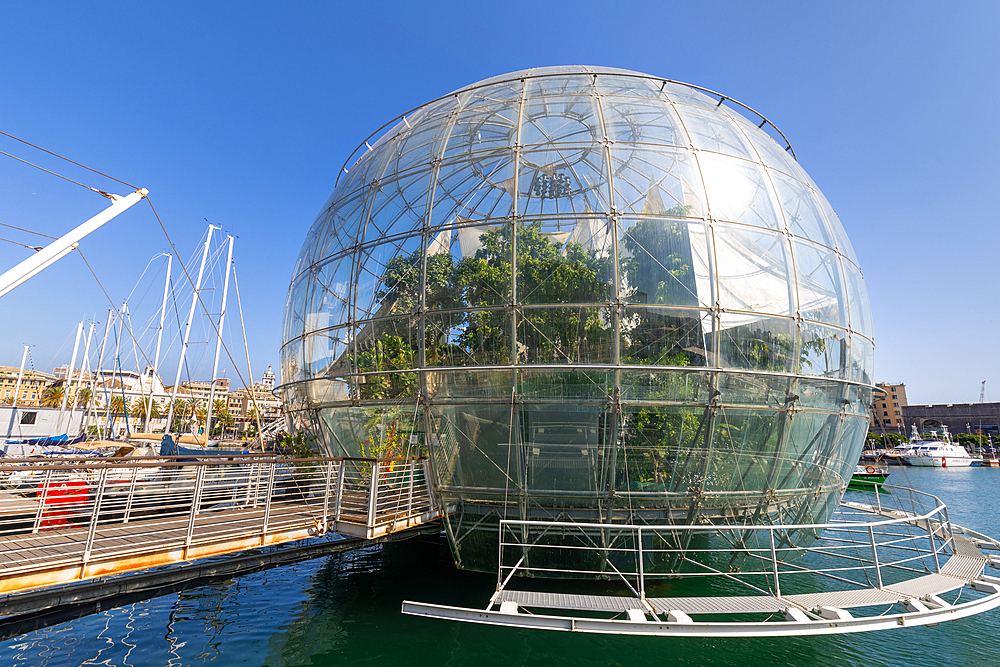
[[956, 433, 991, 451], [356, 336, 417, 400], [865, 431, 906, 447], [40, 383, 64, 408], [620, 213, 697, 307], [277, 429, 319, 458]]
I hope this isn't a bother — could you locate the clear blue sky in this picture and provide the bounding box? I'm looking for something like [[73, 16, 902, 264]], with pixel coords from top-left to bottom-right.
[[0, 1, 997, 405]]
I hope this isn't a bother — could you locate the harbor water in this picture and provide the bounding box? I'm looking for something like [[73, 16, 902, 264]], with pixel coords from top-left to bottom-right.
[[2, 466, 998, 667]]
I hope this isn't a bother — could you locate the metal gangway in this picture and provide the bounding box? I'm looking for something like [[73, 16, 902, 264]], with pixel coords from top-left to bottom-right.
[[404, 485, 1000, 636], [0, 454, 443, 597]]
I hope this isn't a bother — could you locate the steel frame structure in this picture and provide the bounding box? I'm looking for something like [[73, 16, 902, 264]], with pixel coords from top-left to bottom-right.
[[402, 484, 1000, 636], [279, 65, 875, 574]]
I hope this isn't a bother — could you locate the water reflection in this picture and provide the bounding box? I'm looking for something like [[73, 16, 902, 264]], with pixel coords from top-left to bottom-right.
[[1, 493, 999, 667]]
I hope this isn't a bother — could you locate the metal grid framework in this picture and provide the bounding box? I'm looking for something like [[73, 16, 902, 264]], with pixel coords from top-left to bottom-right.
[[0, 454, 438, 595], [278, 66, 875, 573], [402, 485, 1000, 637]]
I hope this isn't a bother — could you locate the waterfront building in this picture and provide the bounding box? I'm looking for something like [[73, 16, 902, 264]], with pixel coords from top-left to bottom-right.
[[279, 66, 874, 573], [871, 382, 907, 434], [0, 366, 55, 407], [902, 401, 1000, 438]]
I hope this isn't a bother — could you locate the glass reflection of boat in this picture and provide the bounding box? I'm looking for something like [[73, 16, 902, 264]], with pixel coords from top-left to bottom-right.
[[848, 463, 889, 489]]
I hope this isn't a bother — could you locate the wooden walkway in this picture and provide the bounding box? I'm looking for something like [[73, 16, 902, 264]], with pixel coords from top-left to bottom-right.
[[0, 455, 444, 596]]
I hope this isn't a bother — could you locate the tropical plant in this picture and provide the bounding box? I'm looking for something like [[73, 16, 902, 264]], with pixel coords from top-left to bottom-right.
[[40, 383, 64, 407], [108, 394, 129, 416], [76, 388, 92, 410], [210, 399, 234, 437], [131, 397, 161, 420]]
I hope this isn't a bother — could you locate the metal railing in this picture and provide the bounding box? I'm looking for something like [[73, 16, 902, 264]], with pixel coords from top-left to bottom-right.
[[0, 453, 439, 593], [495, 484, 956, 602]]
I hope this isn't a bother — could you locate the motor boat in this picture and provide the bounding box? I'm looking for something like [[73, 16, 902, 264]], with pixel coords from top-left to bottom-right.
[[903, 425, 982, 467]]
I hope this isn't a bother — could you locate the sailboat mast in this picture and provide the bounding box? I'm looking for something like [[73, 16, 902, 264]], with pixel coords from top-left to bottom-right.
[[57, 321, 84, 435], [90, 309, 113, 436], [146, 253, 172, 433], [67, 322, 95, 435], [205, 235, 234, 441], [11, 345, 28, 410], [165, 225, 217, 436]]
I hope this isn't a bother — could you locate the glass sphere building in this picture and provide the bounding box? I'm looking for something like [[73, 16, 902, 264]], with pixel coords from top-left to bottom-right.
[[279, 66, 874, 573]]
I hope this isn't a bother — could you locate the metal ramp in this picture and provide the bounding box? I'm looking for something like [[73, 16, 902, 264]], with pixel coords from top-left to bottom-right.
[[403, 485, 1000, 636], [0, 454, 444, 597]]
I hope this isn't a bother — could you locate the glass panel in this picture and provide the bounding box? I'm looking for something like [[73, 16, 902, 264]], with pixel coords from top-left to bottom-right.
[[285, 272, 313, 342], [618, 216, 712, 308], [360, 168, 433, 244], [523, 75, 596, 102], [661, 83, 718, 110], [815, 191, 860, 267], [520, 94, 603, 148], [621, 306, 711, 367], [793, 240, 848, 327], [782, 409, 841, 493], [717, 371, 794, 409], [429, 149, 516, 225], [308, 255, 354, 331], [454, 223, 511, 308], [797, 378, 848, 411], [418, 220, 507, 310], [594, 73, 664, 99], [299, 378, 350, 407], [354, 317, 420, 399], [426, 309, 510, 367], [713, 224, 793, 316], [718, 313, 796, 373], [441, 98, 519, 161], [619, 369, 712, 402], [601, 97, 685, 146], [733, 116, 804, 179], [378, 97, 455, 176], [429, 403, 519, 490], [309, 193, 366, 266], [609, 147, 705, 218], [799, 322, 848, 379], [771, 170, 834, 248], [849, 384, 874, 417], [617, 404, 712, 493], [698, 153, 781, 230], [518, 368, 612, 400], [708, 408, 785, 494], [304, 325, 351, 379], [426, 369, 514, 400], [517, 306, 612, 365], [321, 405, 418, 459], [516, 218, 614, 305], [518, 146, 612, 216], [280, 337, 304, 384], [675, 105, 754, 160], [849, 334, 874, 386], [521, 404, 608, 493], [354, 234, 424, 321], [842, 264, 873, 338]]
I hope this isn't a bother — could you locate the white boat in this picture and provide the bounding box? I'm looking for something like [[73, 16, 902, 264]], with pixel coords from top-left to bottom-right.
[[903, 425, 982, 467]]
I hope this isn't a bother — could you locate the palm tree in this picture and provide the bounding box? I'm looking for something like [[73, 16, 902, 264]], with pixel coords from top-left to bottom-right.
[[169, 398, 194, 433], [210, 399, 234, 437], [40, 383, 64, 408], [131, 398, 161, 420], [108, 394, 128, 417], [76, 388, 92, 410]]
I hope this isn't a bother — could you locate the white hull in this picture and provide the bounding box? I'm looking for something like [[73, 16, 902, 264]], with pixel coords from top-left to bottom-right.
[[905, 455, 980, 467]]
